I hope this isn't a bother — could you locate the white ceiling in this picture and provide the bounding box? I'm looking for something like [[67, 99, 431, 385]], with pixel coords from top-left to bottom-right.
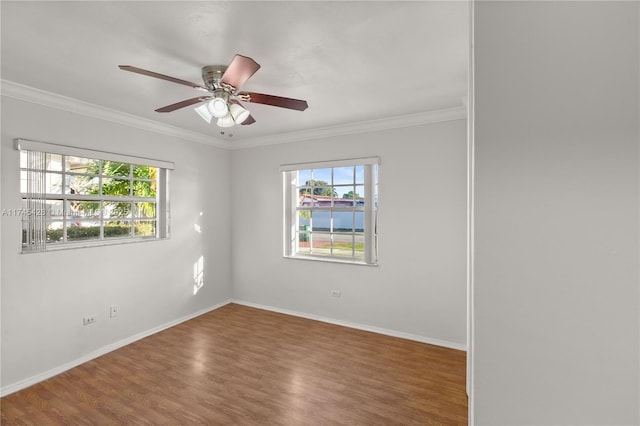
[[1, 1, 468, 146]]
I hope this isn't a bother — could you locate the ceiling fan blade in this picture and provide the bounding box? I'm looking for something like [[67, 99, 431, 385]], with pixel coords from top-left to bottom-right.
[[221, 55, 260, 89], [155, 96, 210, 113], [238, 92, 309, 111], [241, 115, 256, 125], [119, 65, 209, 91]]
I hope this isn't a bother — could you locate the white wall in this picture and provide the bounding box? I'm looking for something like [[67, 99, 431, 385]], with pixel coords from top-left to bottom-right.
[[0, 97, 232, 392], [231, 119, 468, 348], [472, 1, 639, 424]]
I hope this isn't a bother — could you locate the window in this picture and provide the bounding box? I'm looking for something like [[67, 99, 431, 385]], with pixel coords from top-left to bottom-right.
[[281, 157, 379, 265], [16, 139, 173, 252]]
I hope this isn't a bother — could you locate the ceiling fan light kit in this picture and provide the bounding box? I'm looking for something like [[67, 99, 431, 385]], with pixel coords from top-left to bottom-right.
[[194, 102, 213, 124], [209, 96, 229, 118], [229, 103, 250, 124], [216, 114, 235, 128], [119, 54, 308, 130]]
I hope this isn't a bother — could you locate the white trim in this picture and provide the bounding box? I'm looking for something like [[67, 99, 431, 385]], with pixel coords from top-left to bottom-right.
[[0, 299, 232, 397], [279, 156, 380, 172], [233, 107, 467, 149], [284, 254, 378, 266], [1, 80, 230, 149], [232, 299, 467, 352], [14, 138, 175, 170], [467, 0, 476, 422], [1, 80, 466, 150], [283, 171, 295, 257]]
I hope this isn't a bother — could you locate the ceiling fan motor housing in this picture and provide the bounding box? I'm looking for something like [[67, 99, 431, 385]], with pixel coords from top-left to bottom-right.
[[201, 65, 228, 90]]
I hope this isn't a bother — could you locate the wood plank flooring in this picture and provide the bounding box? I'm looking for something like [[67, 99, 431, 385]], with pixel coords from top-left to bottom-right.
[[1, 303, 467, 425]]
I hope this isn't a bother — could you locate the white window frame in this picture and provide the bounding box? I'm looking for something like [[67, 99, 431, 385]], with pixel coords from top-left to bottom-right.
[[15, 138, 173, 252], [281, 157, 379, 266]]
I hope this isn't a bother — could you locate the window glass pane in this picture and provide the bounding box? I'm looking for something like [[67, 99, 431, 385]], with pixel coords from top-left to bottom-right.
[[67, 200, 100, 221], [333, 166, 354, 185], [104, 201, 132, 219], [104, 220, 132, 238], [46, 200, 64, 221], [333, 234, 355, 258], [133, 165, 156, 179], [354, 185, 365, 206], [311, 210, 330, 232], [102, 177, 131, 196], [297, 192, 314, 208], [134, 202, 155, 218], [311, 232, 332, 256], [66, 174, 98, 195], [297, 229, 312, 254], [353, 234, 365, 258], [298, 182, 314, 196], [133, 179, 156, 198], [297, 210, 310, 228], [354, 211, 365, 232], [46, 173, 63, 194], [102, 161, 131, 177], [314, 188, 334, 201], [134, 220, 156, 237], [333, 211, 354, 232], [20, 171, 27, 193], [333, 185, 353, 198], [21, 151, 46, 170], [311, 186, 333, 197], [312, 168, 331, 184], [46, 221, 64, 244], [355, 165, 365, 184], [21, 170, 47, 193], [46, 154, 63, 171], [338, 189, 359, 206], [65, 156, 96, 174], [297, 169, 311, 188], [66, 222, 100, 241]]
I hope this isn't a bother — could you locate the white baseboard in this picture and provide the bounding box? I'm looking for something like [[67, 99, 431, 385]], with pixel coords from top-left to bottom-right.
[[231, 299, 467, 352], [0, 299, 232, 397]]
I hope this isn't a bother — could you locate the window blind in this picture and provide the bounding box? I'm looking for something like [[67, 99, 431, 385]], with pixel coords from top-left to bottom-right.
[[22, 150, 48, 252], [14, 139, 175, 170]]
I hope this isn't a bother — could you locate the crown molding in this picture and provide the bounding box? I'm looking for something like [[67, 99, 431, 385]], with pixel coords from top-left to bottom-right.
[[1, 80, 466, 151], [229, 106, 467, 150], [0, 80, 230, 149]]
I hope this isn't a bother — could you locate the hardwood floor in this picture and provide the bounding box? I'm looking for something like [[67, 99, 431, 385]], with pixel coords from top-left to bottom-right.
[[1, 303, 467, 425]]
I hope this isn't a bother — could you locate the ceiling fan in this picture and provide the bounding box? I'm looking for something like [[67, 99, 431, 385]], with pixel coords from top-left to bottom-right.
[[119, 54, 308, 128]]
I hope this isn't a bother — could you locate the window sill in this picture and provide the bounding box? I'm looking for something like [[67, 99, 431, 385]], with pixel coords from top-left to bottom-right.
[[284, 254, 378, 267], [21, 236, 168, 254]]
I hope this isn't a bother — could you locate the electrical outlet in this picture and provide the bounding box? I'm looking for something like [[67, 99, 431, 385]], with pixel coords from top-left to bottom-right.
[[110, 305, 119, 318], [331, 290, 341, 298], [83, 315, 97, 325]]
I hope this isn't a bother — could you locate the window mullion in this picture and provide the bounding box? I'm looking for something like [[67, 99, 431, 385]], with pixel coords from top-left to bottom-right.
[[130, 201, 135, 237], [352, 210, 356, 258], [99, 200, 104, 240], [129, 164, 133, 197], [364, 164, 374, 264], [61, 154, 67, 243]]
